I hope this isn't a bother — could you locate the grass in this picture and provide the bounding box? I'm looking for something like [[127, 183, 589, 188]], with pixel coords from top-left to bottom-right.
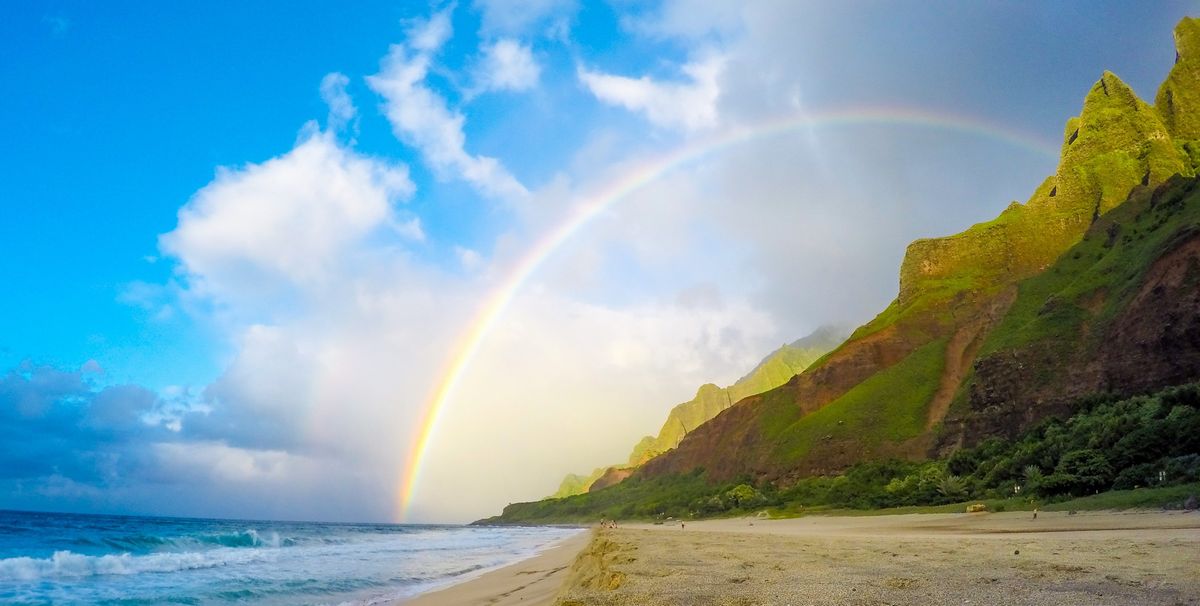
[[1041, 483, 1200, 511], [760, 338, 948, 464], [768, 482, 1200, 519], [979, 174, 1200, 362]]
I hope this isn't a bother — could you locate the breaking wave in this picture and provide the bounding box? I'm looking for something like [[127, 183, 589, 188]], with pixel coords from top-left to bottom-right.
[[0, 548, 259, 581]]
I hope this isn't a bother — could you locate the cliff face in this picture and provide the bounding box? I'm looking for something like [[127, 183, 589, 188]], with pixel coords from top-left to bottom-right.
[[1157, 17, 1200, 141], [942, 175, 1200, 451], [640, 18, 1200, 485]]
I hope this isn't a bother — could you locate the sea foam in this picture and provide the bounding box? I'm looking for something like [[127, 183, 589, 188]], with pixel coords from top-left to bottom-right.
[[0, 548, 258, 581]]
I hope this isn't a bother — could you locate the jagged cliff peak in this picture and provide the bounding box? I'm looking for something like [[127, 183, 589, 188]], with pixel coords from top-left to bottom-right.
[[1175, 15, 1200, 58], [1157, 17, 1200, 140], [894, 66, 1183, 315]]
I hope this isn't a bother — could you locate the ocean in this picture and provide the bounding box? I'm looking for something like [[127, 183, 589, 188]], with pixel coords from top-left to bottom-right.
[[0, 510, 580, 605]]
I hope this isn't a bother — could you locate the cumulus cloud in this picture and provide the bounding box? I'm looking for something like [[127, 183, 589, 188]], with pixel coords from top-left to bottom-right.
[[578, 55, 725, 131], [475, 38, 540, 92], [160, 133, 413, 303], [0, 365, 163, 492], [367, 29, 528, 200], [0, 359, 397, 521], [126, 119, 796, 522]]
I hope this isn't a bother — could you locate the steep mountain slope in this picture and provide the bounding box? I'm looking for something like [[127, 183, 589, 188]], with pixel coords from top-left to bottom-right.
[[551, 326, 847, 497], [639, 18, 1200, 485]]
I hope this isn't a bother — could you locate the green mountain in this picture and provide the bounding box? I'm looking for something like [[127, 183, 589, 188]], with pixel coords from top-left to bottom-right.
[[495, 17, 1200, 522], [550, 325, 847, 497], [637, 18, 1199, 484]]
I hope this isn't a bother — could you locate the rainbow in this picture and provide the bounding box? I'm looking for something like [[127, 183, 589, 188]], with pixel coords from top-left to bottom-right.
[[395, 107, 1060, 520]]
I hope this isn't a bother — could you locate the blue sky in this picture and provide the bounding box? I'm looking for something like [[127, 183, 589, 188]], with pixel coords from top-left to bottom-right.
[[1, 1, 1197, 522]]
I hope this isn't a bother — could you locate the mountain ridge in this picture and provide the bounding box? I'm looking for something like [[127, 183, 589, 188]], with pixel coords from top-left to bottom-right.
[[550, 325, 848, 497]]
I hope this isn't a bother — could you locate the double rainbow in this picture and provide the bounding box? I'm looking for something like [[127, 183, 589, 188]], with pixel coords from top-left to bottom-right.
[[395, 107, 1060, 520]]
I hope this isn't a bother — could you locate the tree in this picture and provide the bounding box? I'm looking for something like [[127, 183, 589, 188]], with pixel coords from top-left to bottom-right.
[[937, 474, 966, 499], [1048, 449, 1114, 496], [725, 484, 765, 508]]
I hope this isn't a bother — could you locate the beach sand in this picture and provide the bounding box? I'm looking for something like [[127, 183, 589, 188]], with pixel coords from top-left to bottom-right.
[[402, 510, 1200, 605], [401, 531, 589, 606], [557, 510, 1200, 605]]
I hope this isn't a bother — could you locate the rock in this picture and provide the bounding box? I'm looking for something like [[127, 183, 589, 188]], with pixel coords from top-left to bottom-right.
[[1185, 494, 1198, 510]]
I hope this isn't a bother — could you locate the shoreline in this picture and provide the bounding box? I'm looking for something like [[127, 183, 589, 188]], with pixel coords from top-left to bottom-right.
[[396, 529, 590, 605]]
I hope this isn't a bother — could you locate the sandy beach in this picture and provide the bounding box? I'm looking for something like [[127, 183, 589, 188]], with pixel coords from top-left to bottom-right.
[[400, 531, 590, 606], [411, 510, 1200, 605]]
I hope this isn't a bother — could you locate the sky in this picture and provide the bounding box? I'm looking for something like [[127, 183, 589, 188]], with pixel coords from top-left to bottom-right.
[[1, 0, 1197, 523]]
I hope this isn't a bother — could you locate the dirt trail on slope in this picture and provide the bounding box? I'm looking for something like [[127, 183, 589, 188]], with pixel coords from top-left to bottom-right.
[[925, 287, 1017, 431]]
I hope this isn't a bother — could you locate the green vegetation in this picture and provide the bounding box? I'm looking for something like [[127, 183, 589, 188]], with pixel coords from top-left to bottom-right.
[[771, 483, 1200, 518], [1040, 482, 1200, 511], [485, 469, 755, 523], [481, 384, 1200, 524], [761, 338, 947, 463], [1157, 17, 1200, 140], [946, 384, 1200, 494], [979, 174, 1200, 365], [552, 468, 609, 499]]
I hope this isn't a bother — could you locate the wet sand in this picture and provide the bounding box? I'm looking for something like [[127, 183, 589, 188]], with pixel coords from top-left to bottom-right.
[[401, 531, 589, 606], [557, 510, 1200, 605]]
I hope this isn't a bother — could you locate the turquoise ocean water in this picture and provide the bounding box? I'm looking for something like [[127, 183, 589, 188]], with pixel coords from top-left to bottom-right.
[[0, 510, 579, 605]]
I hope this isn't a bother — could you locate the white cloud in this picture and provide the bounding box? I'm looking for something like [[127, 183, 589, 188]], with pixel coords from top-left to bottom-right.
[[405, 6, 454, 53], [391, 216, 426, 241], [621, 0, 743, 40], [155, 442, 296, 484], [578, 55, 725, 131], [367, 44, 528, 200], [476, 38, 540, 92], [473, 0, 577, 36], [455, 246, 483, 270], [319, 72, 357, 133], [414, 286, 777, 521], [160, 133, 413, 302]]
